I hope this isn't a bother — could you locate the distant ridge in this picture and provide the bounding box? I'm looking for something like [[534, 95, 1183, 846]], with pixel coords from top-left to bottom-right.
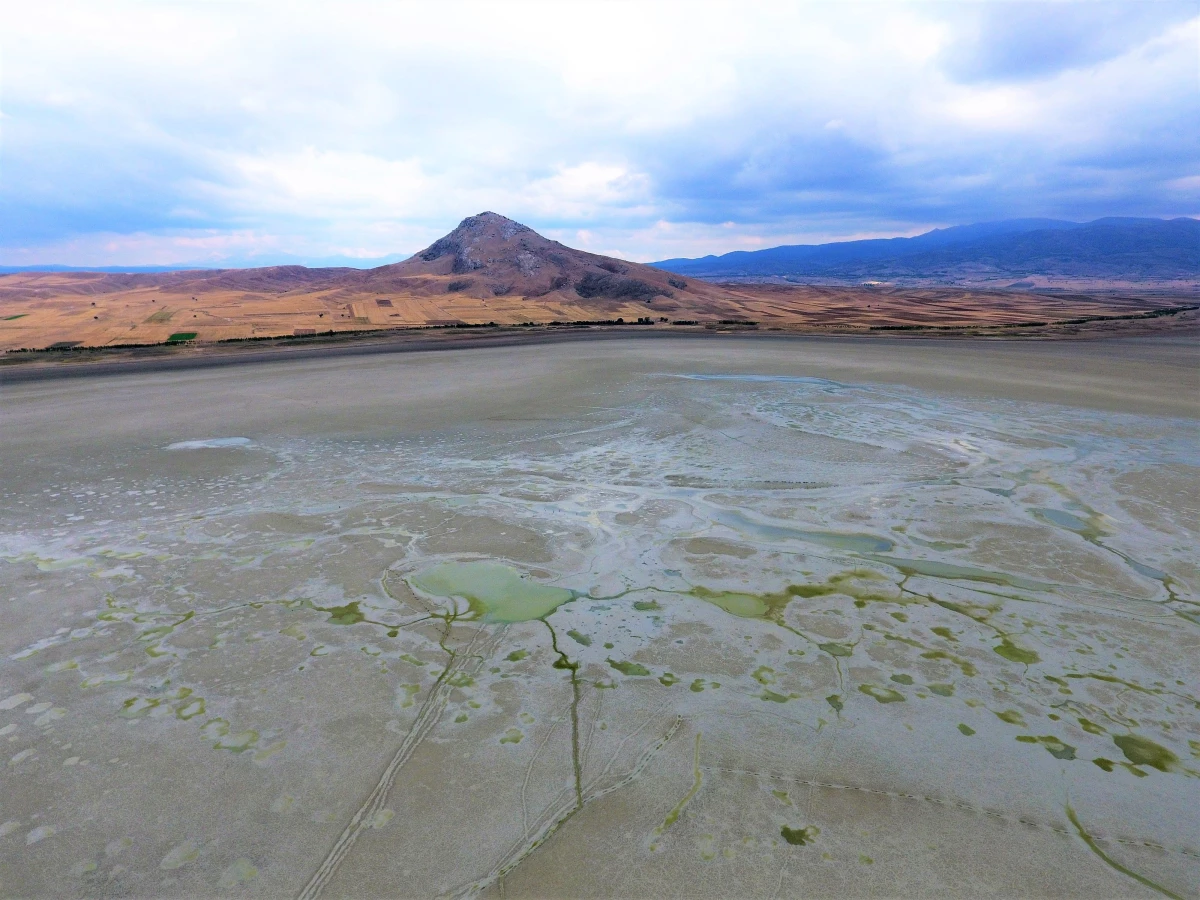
[[4, 211, 1196, 353], [653, 217, 1200, 283], [0, 213, 710, 307]]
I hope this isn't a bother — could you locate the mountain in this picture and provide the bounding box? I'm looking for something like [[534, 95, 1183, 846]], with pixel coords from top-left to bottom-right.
[[4, 212, 1195, 353], [653, 217, 1200, 282], [0, 213, 724, 317], [336, 211, 693, 302]]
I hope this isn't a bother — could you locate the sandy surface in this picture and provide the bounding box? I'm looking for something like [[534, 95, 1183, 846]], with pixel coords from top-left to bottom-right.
[[1, 337, 1197, 898]]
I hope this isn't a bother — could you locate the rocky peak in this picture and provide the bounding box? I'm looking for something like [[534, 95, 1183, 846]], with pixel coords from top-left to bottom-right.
[[397, 211, 681, 302], [454, 211, 533, 241], [418, 212, 540, 273]]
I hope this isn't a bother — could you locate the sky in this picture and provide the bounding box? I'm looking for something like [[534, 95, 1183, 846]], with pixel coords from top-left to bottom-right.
[[1, 0, 1197, 267]]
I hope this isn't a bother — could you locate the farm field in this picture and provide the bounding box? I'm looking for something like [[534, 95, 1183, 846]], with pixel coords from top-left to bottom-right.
[[0, 268, 1192, 352]]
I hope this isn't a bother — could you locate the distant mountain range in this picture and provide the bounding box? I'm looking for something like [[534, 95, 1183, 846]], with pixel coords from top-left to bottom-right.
[[652, 217, 1200, 283], [6, 216, 1196, 286]]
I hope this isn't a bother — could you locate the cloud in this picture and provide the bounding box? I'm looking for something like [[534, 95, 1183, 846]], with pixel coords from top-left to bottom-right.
[[938, 0, 1197, 83], [0, 0, 1195, 265]]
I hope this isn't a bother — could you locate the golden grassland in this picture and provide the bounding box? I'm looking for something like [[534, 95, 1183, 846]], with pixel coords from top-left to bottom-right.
[[0, 270, 1193, 352]]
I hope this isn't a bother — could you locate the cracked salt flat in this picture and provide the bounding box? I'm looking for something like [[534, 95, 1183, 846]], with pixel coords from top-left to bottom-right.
[[0, 338, 1197, 898]]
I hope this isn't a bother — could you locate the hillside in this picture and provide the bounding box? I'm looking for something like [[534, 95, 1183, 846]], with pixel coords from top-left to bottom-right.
[[654, 217, 1200, 286], [1, 213, 1195, 352]]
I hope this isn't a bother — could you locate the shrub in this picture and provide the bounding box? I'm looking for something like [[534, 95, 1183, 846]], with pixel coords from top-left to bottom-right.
[[576, 272, 663, 301]]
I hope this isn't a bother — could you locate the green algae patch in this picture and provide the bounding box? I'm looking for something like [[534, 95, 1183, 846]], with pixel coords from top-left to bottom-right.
[[1113, 734, 1177, 772], [410, 562, 575, 622], [930, 626, 956, 641], [780, 825, 819, 846], [1065, 673, 1159, 695], [1079, 717, 1105, 735], [652, 733, 703, 845], [1044, 674, 1073, 694], [752, 666, 776, 685], [499, 728, 523, 744], [692, 587, 769, 618], [398, 684, 420, 708], [120, 697, 160, 718], [995, 709, 1025, 726], [690, 571, 902, 625], [1035, 508, 1106, 542], [567, 629, 592, 646], [1065, 804, 1183, 900], [506, 649, 528, 662], [819, 642, 853, 657], [760, 689, 792, 703], [319, 602, 365, 625], [175, 698, 206, 720], [957, 723, 975, 736], [880, 557, 1051, 593], [1093, 757, 1115, 772], [890, 673, 914, 685], [659, 672, 680, 686], [216, 730, 259, 752], [218, 858, 258, 889], [928, 683, 954, 697], [608, 659, 650, 677], [858, 684, 905, 703], [826, 694, 843, 713], [633, 600, 661, 611], [994, 637, 1039, 665], [1017, 735, 1076, 760], [931, 597, 997, 622]]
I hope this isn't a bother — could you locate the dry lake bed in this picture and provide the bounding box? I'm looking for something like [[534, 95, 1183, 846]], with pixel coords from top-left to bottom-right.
[[1, 335, 1197, 898]]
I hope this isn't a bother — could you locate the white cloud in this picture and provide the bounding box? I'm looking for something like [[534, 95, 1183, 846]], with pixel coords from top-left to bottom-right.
[[0, 1, 1195, 265], [224, 150, 431, 216]]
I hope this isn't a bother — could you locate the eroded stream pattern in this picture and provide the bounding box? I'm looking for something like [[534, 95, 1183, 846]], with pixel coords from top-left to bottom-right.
[[2, 370, 1198, 898]]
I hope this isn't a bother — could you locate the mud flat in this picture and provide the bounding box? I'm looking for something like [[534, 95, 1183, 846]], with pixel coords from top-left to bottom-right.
[[1, 336, 1197, 897]]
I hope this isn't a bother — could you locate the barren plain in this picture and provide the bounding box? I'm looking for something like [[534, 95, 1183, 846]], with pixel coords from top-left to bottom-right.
[[1, 269, 1194, 354], [1, 336, 1197, 898], [2, 212, 1195, 355]]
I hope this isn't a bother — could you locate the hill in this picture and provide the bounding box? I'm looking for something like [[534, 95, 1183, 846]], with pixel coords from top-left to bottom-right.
[[338, 211, 695, 302], [1, 212, 1195, 352], [653, 217, 1200, 286]]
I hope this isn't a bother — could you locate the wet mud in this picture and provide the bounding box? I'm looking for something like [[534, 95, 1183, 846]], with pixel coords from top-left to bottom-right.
[[1, 337, 1197, 897]]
